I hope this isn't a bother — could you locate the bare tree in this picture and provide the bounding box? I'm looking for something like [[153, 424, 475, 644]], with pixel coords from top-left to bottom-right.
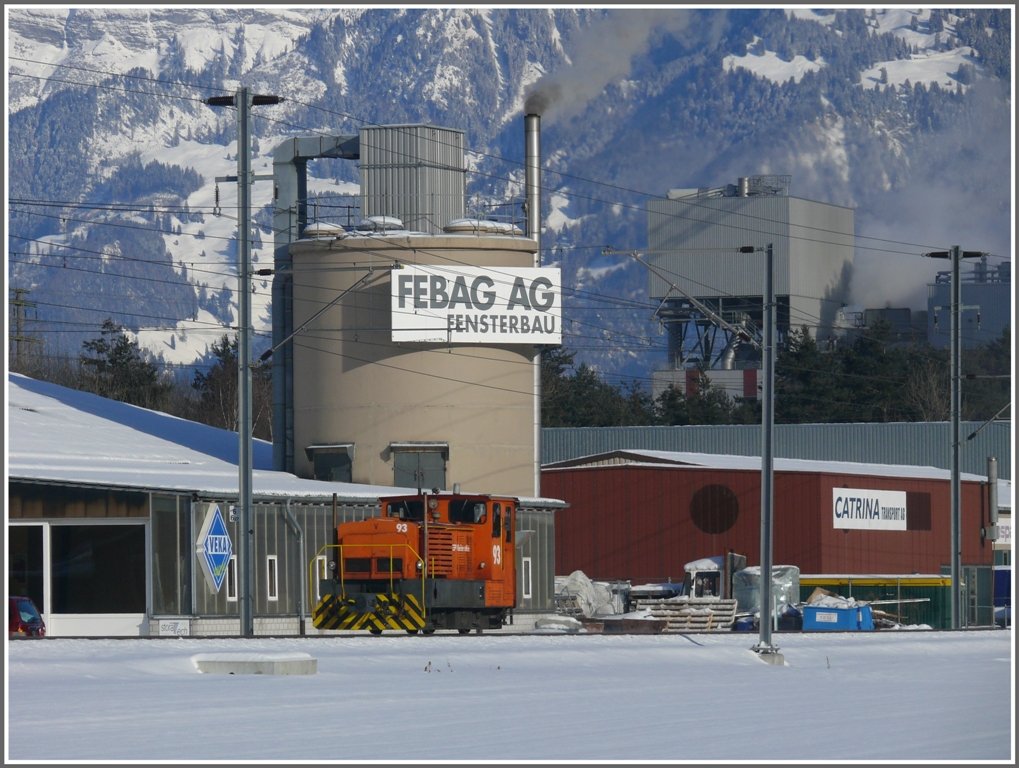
[[903, 357, 950, 421]]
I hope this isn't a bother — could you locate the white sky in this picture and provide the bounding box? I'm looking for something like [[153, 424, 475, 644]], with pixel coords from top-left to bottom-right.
[[5, 630, 1013, 762]]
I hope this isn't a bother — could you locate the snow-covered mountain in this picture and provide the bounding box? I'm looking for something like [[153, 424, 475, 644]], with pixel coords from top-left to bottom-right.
[[6, 7, 1012, 384]]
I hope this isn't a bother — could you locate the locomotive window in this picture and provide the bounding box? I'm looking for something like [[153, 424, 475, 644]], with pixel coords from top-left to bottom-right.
[[505, 505, 513, 542], [492, 503, 501, 537], [387, 501, 424, 521], [449, 499, 486, 524]]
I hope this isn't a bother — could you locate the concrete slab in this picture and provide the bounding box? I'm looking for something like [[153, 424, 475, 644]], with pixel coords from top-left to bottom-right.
[[752, 649, 786, 666], [192, 652, 317, 675]]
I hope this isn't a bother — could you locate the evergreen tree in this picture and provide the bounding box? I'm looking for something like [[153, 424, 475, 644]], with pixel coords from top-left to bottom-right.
[[79, 319, 172, 409], [192, 335, 240, 431], [775, 326, 847, 422], [655, 371, 737, 426], [191, 334, 273, 439]]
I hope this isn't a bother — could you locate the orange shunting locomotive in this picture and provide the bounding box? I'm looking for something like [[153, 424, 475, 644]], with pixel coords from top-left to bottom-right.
[[312, 492, 517, 634]]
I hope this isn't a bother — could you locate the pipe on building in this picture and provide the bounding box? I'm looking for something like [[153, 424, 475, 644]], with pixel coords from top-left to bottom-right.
[[282, 499, 306, 635], [271, 135, 360, 473], [988, 456, 999, 536]]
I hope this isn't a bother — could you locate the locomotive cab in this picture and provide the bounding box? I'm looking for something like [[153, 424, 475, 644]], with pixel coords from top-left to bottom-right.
[[312, 491, 517, 634]]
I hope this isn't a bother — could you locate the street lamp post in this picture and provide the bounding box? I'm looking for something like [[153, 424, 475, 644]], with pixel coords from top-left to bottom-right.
[[205, 87, 281, 637], [923, 245, 983, 629], [742, 243, 782, 663]]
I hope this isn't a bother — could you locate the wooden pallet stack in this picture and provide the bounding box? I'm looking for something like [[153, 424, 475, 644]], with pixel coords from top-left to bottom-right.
[[633, 597, 739, 632]]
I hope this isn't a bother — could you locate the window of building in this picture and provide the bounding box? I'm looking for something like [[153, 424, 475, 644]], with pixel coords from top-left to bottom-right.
[[906, 492, 932, 531], [521, 556, 532, 600], [151, 495, 191, 616], [50, 523, 146, 613], [8, 524, 44, 614], [226, 555, 238, 602], [266, 555, 279, 602], [315, 555, 329, 600], [305, 444, 354, 482], [390, 442, 448, 490]]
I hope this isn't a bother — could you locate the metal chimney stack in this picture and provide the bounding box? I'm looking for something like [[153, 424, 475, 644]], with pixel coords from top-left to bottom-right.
[[524, 112, 542, 496], [525, 113, 541, 256]]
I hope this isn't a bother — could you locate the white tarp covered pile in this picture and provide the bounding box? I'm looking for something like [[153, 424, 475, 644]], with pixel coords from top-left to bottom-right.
[[553, 570, 626, 617]]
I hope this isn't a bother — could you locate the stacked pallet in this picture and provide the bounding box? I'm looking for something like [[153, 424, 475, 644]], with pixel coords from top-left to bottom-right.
[[633, 597, 738, 632]]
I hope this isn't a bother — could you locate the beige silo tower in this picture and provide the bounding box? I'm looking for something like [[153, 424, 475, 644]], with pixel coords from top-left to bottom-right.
[[276, 122, 556, 497]]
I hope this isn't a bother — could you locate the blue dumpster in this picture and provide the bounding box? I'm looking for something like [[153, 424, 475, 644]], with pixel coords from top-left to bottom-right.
[[802, 603, 874, 631]]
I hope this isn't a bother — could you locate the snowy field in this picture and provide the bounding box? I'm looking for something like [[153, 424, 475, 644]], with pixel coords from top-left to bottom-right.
[[6, 629, 1013, 763]]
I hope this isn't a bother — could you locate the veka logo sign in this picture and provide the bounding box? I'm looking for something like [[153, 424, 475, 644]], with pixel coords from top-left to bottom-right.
[[196, 504, 233, 593], [392, 265, 562, 344]]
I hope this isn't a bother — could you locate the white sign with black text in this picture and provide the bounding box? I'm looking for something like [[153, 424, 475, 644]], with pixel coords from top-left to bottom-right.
[[832, 488, 908, 531], [392, 265, 562, 344]]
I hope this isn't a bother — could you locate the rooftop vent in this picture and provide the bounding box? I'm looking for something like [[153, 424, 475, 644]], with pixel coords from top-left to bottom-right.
[[301, 222, 346, 239], [443, 218, 524, 236], [354, 215, 405, 233]]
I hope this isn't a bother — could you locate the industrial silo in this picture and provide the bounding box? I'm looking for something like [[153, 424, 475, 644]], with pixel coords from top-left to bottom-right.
[[279, 120, 557, 498]]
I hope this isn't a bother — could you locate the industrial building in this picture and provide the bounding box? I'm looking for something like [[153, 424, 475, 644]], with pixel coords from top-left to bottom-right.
[[7, 373, 561, 637], [541, 449, 1008, 627], [541, 422, 1012, 481], [927, 254, 1012, 349], [644, 176, 854, 400]]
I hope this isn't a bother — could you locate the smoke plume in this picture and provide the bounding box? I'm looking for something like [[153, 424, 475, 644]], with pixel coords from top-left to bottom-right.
[[524, 9, 696, 122]]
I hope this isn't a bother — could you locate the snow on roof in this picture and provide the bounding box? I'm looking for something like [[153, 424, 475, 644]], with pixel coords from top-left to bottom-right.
[[6, 373, 409, 501], [544, 448, 993, 484], [6, 373, 566, 507]]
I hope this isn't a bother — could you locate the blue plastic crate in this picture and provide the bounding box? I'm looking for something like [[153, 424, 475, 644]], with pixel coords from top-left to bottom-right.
[[802, 604, 873, 631]]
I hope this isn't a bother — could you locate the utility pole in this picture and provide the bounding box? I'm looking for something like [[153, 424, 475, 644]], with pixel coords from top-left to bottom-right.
[[205, 87, 281, 637], [742, 243, 782, 664], [924, 245, 983, 629], [9, 288, 39, 369]]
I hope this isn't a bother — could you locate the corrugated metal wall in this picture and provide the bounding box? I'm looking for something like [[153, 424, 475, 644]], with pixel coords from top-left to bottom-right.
[[191, 499, 376, 617], [191, 498, 555, 618], [540, 422, 1012, 480], [543, 464, 993, 583], [359, 124, 465, 233], [647, 196, 793, 298], [516, 506, 555, 613]]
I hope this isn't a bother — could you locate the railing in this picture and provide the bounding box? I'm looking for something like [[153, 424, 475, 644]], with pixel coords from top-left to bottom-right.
[[308, 542, 427, 617]]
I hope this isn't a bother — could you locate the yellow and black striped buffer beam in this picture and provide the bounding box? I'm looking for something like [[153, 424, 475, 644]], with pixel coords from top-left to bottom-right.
[[312, 593, 425, 632]]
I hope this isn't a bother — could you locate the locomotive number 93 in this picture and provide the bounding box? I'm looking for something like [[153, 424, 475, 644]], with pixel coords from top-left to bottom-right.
[[311, 491, 517, 635]]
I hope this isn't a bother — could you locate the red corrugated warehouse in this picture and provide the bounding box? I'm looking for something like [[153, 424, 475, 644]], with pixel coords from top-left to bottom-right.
[[542, 450, 995, 583]]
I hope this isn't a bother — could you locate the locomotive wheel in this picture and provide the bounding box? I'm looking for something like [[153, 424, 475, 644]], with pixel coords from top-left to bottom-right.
[[369, 627, 383, 635], [457, 627, 471, 635], [422, 625, 436, 635]]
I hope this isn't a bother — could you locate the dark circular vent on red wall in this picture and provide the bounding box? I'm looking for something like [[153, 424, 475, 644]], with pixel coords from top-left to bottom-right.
[[690, 484, 740, 534]]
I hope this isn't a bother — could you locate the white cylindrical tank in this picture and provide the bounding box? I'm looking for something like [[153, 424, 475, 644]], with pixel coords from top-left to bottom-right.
[[289, 227, 539, 497]]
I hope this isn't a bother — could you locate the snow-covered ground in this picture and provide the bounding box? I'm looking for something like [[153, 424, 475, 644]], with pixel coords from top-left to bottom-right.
[[5, 629, 1013, 762]]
